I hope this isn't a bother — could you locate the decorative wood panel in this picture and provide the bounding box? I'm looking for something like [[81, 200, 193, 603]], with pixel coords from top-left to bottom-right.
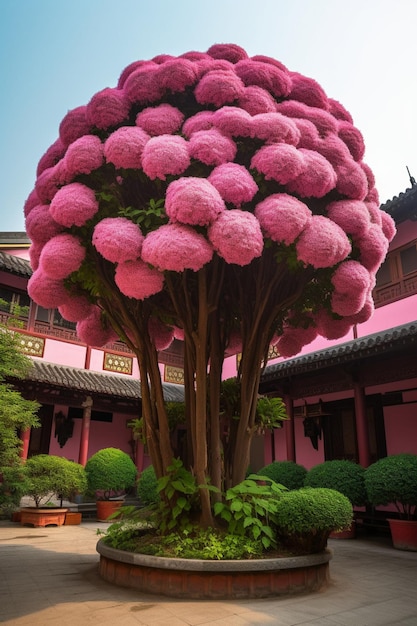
[[164, 365, 184, 385], [103, 352, 133, 375], [16, 332, 45, 357]]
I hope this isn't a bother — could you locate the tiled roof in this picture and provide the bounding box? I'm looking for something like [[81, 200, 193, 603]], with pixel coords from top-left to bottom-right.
[[0, 232, 31, 246], [261, 321, 417, 382], [380, 184, 417, 223], [24, 359, 185, 402], [0, 251, 32, 277]]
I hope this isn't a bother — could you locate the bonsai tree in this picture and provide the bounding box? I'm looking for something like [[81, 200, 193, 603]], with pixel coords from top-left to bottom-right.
[[22, 454, 87, 508], [258, 460, 307, 490], [364, 454, 417, 520], [85, 447, 137, 500], [25, 43, 395, 527], [273, 487, 353, 553], [304, 460, 367, 506]]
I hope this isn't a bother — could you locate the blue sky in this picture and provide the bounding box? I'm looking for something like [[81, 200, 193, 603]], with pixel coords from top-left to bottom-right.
[[1, 0, 417, 232]]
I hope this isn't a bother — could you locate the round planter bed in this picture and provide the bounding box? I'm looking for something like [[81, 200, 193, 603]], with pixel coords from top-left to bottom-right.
[[96, 540, 333, 599]]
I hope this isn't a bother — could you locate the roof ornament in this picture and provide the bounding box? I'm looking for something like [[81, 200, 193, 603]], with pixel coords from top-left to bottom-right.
[[406, 165, 416, 187]]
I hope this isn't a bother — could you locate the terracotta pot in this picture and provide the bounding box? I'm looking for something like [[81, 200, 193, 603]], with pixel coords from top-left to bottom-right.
[[96, 500, 123, 522], [388, 519, 417, 551], [20, 507, 68, 527], [64, 512, 82, 525]]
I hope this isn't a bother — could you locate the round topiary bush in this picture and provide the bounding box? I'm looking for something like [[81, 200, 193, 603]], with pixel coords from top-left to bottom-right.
[[23, 454, 88, 507], [364, 453, 417, 519], [274, 487, 353, 553], [304, 460, 367, 506], [258, 460, 307, 490], [137, 465, 160, 505], [85, 448, 137, 499]]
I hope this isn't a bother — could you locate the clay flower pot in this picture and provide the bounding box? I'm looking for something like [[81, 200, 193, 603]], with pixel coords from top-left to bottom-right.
[[388, 519, 417, 551], [96, 500, 123, 522]]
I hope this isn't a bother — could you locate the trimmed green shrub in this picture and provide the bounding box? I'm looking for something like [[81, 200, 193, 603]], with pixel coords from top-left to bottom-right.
[[364, 454, 417, 519], [274, 487, 353, 553], [137, 465, 160, 505], [85, 448, 137, 500], [0, 465, 29, 518], [304, 460, 367, 506], [23, 454, 87, 507], [258, 460, 307, 490]]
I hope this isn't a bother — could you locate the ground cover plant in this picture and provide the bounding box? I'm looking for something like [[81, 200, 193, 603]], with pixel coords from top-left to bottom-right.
[[25, 42, 394, 530]]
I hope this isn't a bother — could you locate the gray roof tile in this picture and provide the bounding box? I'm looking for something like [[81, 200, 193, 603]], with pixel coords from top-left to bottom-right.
[[25, 359, 184, 402]]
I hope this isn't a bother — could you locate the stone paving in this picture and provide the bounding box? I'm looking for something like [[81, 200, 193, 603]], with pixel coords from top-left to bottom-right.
[[0, 520, 416, 625]]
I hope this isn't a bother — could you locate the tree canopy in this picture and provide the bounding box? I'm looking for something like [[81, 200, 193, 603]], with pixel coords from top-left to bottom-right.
[[24, 43, 395, 526], [0, 327, 39, 467]]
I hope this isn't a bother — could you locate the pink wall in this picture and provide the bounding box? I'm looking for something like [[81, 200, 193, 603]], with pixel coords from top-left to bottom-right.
[[48, 408, 133, 462], [264, 418, 325, 469], [390, 219, 417, 249], [384, 404, 417, 455], [37, 338, 86, 368]]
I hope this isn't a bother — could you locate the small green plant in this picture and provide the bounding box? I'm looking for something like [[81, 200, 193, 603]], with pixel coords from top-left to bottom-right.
[[85, 447, 137, 500], [255, 397, 288, 431], [137, 465, 160, 505], [156, 458, 201, 533], [214, 475, 287, 549], [100, 510, 263, 559], [22, 455, 87, 507], [273, 487, 353, 553], [220, 378, 288, 433], [364, 454, 417, 520], [98, 505, 156, 552], [304, 460, 367, 506], [258, 461, 307, 490], [154, 528, 263, 560]]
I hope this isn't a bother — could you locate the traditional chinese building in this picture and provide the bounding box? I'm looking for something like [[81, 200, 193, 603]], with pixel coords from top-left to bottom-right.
[[1, 183, 416, 471]]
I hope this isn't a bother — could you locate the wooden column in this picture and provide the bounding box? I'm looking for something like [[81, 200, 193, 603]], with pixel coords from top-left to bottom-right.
[[78, 395, 93, 466], [284, 395, 296, 462], [20, 428, 31, 460], [354, 382, 371, 467]]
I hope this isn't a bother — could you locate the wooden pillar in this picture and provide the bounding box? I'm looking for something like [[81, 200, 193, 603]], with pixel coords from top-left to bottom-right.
[[284, 395, 296, 462], [78, 395, 93, 466], [354, 382, 371, 467], [20, 428, 31, 460]]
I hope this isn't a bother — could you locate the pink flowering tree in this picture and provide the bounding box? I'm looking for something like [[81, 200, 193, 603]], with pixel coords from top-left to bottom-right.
[[25, 44, 395, 527]]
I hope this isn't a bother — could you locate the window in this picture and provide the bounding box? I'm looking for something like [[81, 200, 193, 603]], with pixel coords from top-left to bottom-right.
[[0, 287, 30, 318], [400, 244, 417, 275], [53, 309, 76, 331], [373, 240, 417, 307]]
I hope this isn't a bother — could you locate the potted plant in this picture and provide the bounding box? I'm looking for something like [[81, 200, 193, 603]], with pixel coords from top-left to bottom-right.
[[85, 448, 137, 521], [304, 460, 367, 538], [258, 460, 307, 490], [273, 487, 353, 553], [20, 454, 87, 527], [364, 453, 417, 551]]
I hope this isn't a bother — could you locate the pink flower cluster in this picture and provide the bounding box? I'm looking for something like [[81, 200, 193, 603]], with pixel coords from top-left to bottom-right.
[[25, 43, 396, 351]]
